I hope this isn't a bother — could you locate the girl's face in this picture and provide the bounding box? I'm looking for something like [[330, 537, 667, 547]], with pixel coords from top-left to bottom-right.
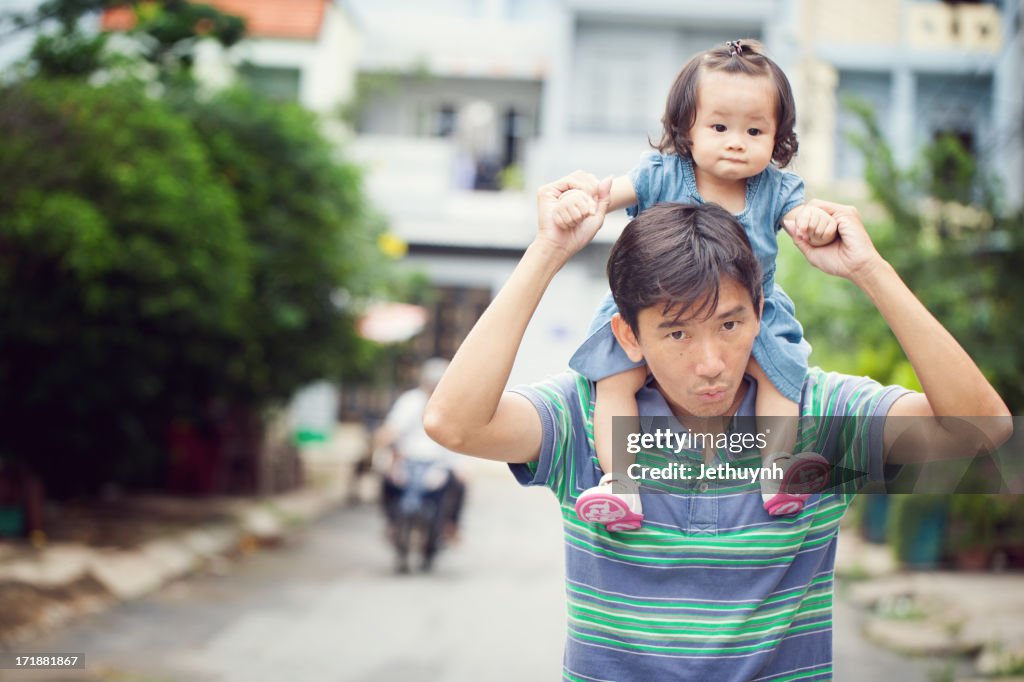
[[688, 70, 777, 182]]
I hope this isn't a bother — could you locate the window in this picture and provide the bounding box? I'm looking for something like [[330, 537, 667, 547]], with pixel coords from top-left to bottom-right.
[[238, 64, 301, 101], [917, 73, 992, 165], [417, 285, 493, 359], [571, 49, 650, 134], [834, 71, 893, 180], [437, 105, 457, 137]]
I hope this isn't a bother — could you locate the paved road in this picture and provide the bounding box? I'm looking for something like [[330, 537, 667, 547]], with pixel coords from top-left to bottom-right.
[[10, 461, 940, 681]]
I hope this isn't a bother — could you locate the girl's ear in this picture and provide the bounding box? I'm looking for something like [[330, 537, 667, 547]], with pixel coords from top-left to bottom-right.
[[610, 313, 645, 363]]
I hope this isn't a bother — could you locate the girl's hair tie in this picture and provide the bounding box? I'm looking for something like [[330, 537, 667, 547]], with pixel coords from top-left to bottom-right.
[[727, 40, 744, 57]]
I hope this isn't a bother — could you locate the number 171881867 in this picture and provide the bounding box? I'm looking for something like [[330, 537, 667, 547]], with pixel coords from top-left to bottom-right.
[[2, 654, 85, 669]]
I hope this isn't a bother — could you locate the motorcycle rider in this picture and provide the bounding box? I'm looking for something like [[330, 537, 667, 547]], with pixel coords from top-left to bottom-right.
[[373, 358, 465, 549]]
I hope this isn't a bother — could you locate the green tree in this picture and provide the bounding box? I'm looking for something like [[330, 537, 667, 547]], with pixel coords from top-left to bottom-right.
[[843, 99, 1024, 410], [779, 102, 1024, 564], [778, 101, 1023, 408], [0, 1, 397, 497], [0, 77, 251, 494], [175, 86, 385, 404], [3, 1, 244, 80]]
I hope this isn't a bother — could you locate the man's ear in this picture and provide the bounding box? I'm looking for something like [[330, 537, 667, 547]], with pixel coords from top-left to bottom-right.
[[610, 313, 644, 363]]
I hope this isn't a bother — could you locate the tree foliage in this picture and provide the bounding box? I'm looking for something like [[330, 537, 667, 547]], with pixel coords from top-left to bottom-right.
[[4, 1, 245, 79], [0, 77, 250, 493], [0, 1, 395, 495], [778, 99, 1024, 410], [174, 86, 384, 403]]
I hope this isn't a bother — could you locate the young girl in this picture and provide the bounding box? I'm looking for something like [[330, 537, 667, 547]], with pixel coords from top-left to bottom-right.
[[559, 40, 836, 531]]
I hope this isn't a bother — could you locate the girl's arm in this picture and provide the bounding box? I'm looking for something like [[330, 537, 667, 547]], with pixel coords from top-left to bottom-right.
[[608, 175, 638, 213], [423, 174, 613, 462]]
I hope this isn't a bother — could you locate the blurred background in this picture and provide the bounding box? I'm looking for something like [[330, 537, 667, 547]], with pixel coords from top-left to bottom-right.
[[0, 0, 1022, 680]]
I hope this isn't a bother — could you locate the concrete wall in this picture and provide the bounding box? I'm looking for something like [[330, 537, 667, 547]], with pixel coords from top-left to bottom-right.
[[800, 0, 902, 47]]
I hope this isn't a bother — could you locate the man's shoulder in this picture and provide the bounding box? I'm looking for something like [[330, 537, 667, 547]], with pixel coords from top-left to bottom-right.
[[513, 370, 592, 405], [800, 367, 910, 416], [511, 371, 594, 424]]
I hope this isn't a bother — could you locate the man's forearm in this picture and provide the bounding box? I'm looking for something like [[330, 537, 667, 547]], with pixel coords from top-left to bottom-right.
[[423, 242, 566, 449], [853, 259, 1008, 418]]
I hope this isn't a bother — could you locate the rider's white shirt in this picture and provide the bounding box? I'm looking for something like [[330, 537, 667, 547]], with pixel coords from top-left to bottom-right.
[[384, 388, 457, 466]]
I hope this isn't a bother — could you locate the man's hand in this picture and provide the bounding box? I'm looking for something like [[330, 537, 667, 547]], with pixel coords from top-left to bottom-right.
[[784, 204, 838, 247], [536, 171, 613, 261], [785, 199, 884, 284]]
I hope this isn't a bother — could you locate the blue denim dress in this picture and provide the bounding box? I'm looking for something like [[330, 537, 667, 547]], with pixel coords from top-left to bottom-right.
[[568, 152, 810, 403]]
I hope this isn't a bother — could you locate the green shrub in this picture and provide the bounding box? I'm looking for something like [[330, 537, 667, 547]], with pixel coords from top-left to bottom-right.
[[0, 77, 250, 493], [888, 495, 949, 568], [174, 87, 386, 403]]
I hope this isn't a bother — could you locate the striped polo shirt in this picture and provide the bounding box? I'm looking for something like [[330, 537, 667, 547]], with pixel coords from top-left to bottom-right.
[[510, 367, 909, 681]]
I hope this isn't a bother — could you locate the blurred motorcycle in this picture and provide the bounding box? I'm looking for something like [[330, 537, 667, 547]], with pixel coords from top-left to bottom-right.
[[377, 450, 453, 573]]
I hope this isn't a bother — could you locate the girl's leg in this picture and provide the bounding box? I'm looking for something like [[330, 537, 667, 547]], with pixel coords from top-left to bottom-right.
[[746, 357, 798, 462], [593, 366, 648, 478], [748, 358, 828, 516], [578, 366, 648, 531]]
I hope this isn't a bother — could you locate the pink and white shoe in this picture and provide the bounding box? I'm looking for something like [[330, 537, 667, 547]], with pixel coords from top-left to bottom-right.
[[761, 452, 831, 516], [575, 473, 644, 532]]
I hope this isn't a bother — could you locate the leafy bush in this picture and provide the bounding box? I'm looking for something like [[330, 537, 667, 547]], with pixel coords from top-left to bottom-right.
[[174, 86, 386, 401], [0, 77, 251, 494], [779, 99, 1024, 408], [888, 495, 949, 568]]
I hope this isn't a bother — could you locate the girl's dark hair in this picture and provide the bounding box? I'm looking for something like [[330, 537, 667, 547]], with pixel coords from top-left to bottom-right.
[[608, 202, 763, 335], [655, 39, 798, 168]]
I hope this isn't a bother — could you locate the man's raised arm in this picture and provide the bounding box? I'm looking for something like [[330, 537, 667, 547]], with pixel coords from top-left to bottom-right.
[[788, 201, 1012, 464], [423, 173, 612, 463]]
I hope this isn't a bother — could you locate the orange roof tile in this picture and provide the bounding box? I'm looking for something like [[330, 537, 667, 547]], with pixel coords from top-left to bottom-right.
[[102, 0, 328, 40]]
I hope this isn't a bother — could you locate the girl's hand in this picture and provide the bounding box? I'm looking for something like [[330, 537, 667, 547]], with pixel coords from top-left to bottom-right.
[[553, 189, 598, 231], [535, 172, 612, 259], [784, 204, 838, 247], [786, 200, 884, 284]]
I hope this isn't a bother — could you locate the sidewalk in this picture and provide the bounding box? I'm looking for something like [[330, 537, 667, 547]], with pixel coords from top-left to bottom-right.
[[836, 528, 1024, 679], [0, 423, 370, 645]]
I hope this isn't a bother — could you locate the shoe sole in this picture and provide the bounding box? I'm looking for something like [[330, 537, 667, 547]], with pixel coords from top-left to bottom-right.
[[763, 453, 832, 516], [575, 492, 643, 530]]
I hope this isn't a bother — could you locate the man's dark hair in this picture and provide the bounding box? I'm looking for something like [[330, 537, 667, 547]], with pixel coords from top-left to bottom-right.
[[608, 202, 763, 335], [656, 39, 799, 167]]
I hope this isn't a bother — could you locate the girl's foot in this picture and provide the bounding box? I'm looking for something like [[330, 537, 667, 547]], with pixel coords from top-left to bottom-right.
[[575, 473, 644, 531], [761, 451, 830, 516]]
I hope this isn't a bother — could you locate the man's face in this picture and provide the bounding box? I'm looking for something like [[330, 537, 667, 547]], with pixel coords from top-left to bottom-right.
[[612, 278, 761, 418]]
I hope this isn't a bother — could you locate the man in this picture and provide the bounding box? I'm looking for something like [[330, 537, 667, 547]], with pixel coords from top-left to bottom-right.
[[423, 173, 1010, 680], [374, 359, 465, 561]]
